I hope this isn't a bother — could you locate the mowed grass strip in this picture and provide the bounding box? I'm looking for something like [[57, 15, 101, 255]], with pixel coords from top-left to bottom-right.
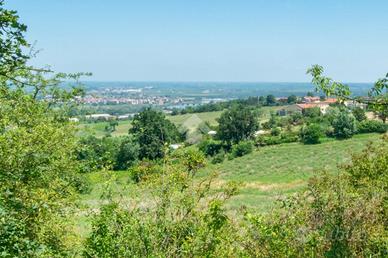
[[198, 133, 382, 212]]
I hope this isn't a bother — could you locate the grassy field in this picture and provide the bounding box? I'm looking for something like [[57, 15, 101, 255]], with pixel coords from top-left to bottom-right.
[[78, 106, 283, 138], [199, 133, 381, 212], [79, 133, 381, 216]]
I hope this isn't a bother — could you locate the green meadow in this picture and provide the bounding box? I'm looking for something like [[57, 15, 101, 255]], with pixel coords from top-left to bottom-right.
[[79, 133, 381, 216]]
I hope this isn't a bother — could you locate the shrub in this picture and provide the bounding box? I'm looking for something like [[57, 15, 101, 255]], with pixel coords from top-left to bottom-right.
[[352, 107, 367, 122], [129, 160, 162, 183], [198, 139, 223, 157], [84, 159, 240, 257], [299, 124, 322, 144], [114, 136, 140, 170], [280, 132, 299, 143], [331, 111, 357, 139], [172, 148, 206, 174], [211, 151, 226, 164], [357, 120, 388, 134], [255, 133, 298, 147], [271, 127, 281, 136], [231, 141, 254, 158]]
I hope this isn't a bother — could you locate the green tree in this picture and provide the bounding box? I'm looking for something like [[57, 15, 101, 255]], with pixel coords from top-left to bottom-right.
[[0, 0, 29, 76], [266, 94, 276, 105], [115, 135, 139, 170], [331, 111, 357, 139], [299, 123, 322, 144], [106, 119, 119, 132], [287, 94, 297, 104], [0, 2, 88, 255], [130, 108, 181, 160], [352, 107, 367, 122], [217, 105, 259, 144]]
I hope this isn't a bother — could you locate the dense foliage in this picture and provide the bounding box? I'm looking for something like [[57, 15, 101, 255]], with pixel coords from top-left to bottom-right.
[[0, 2, 88, 255], [84, 150, 239, 257], [77, 135, 140, 171], [299, 123, 322, 144], [217, 105, 259, 144], [331, 111, 358, 139], [130, 108, 182, 160]]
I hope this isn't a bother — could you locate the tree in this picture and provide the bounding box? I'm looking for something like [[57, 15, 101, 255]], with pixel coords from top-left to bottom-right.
[[287, 95, 297, 104], [266, 94, 276, 105], [299, 124, 322, 144], [331, 111, 357, 139], [258, 96, 265, 104], [130, 108, 182, 160], [0, 2, 88, 255], [0, 0, 29, 76], [352, 107, 367, 122], [217, 105, 259, 144], [115, 136, 139, 170]]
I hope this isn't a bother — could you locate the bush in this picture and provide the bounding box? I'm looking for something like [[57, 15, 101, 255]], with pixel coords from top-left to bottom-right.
[[115, 136, 140, 170], [84, 159, 240, 257], [299, 124, 322, 144], [255, 132, 298, 147], [172, 148, 206, 174], [280, 132, 299, 143], [231, 141, 254, 158], [271, 127, 281, 136], [331, 111, 357, 139], [357, 120, 388, 134], [198, 139, 223, 157], [129, 160, 162, 183], [211, 151, 226, 164]]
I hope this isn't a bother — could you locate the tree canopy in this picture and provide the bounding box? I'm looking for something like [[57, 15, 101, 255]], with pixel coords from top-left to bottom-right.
[[130, 108, 182, 160], [217, 105, 259, 144]]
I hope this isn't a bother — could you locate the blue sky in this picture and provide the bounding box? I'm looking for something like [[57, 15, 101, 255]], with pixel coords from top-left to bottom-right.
[[5, 0, 388, 82]]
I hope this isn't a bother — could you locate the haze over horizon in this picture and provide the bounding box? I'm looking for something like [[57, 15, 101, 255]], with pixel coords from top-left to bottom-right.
[[7, 0, 388, 83]]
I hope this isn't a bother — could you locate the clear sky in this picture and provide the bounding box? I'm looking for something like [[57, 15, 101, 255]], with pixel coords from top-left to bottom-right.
[[5, 0, 388, 82]]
